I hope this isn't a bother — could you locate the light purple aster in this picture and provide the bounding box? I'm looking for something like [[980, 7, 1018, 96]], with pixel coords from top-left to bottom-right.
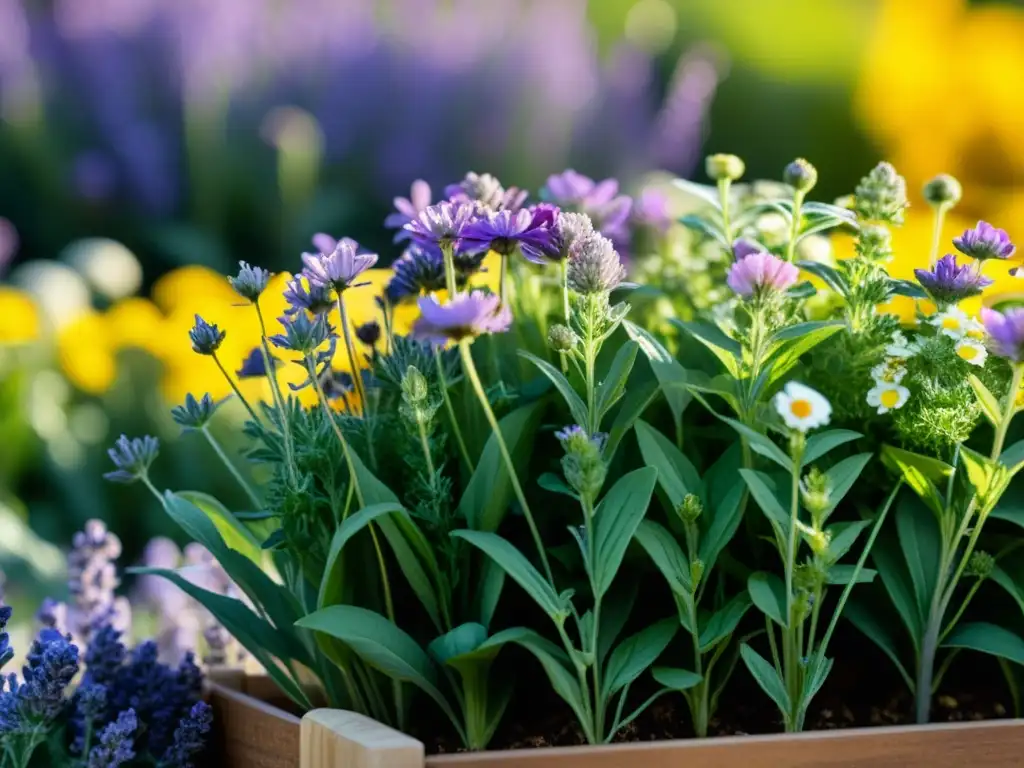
[[953, 221, 1016, 261], [544, 169, 633, 246], [981, 307, 1024, 362], [384, 180, 433, 242], [524, 211, 595, 264], [283, 275, 334, 316], [300, 239, 378, 292], [445, 172, 527, 212], [403, 201, 478, 250], [412, 291, 512, 343], [726, 248, 799, 298], [461, 207, 557, 257], [914, 254, 992, 306], [565, 232, 627, 294]]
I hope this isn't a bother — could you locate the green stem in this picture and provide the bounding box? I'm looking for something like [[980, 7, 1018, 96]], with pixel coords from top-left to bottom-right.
[[435, 349, 474, 472], [306, 356, 365, 509], [718, 179, 733, 246], [499, 252, 508, 306], [442, 241, 458, 294], [255, 303, 298, 487], [584, 494, 604, 740], [212, 351, 259, 422], [928, 204, 949, 269], [939, 576, 986, 644], [336, 293, 367, 412], [459, 339, 553, 584], [785, 190, 805, 263], [200, 426, 263, 509]]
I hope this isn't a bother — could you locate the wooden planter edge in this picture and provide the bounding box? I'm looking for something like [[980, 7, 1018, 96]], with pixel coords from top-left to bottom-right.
[[207, 674, 1024, 768]]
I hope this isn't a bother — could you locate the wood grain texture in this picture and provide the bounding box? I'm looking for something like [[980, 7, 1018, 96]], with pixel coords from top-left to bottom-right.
[[427, 719, 1024, 768], [301, 709, 424, 768], [208, 680, 302, 768]]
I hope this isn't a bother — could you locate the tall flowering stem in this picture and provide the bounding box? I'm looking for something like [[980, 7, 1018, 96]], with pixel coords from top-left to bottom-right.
[[441, 242, 458, 295], [255, 302, 298, 488], [211, 352, 259, 423], [200, 425, 262, 510], [336, 294, 367, 413], [434, 349, 474, 473]]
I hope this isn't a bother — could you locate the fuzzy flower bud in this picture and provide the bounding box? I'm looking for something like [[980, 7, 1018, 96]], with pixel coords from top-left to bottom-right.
[[922, 174, 962, 208], [170, 393, 221, 430], [548, 324, 579, 353], [705, 153, 745, 182], [399, 365, 436, 427], [228, 260, 271, 302], [966, 550, 994, 578], [188, 315, 225, 355], [783, 158, 817, 193], [800, 467, 832, 525], [854, 224, 893, 262], [689, 559, 705, 590], [854, 162, 909, 224], [566, 232, 627, 295], [676, 494, 703, 525], [555, 425, 608, 501], [269, 312, 335, 354], [103, 435, 160, 484], [355, 320, 381, 347]]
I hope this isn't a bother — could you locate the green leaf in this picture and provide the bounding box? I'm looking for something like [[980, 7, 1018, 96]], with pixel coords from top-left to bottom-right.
[[943, 622, 1024, 666], [796, 260, 848, 294], [673, 320, 742, 378], [881, 445, 948, 517], [678, 214, 729, 246], [698, 593, 753, 651], [476, 557, 506, 631], [741, 644, 791, 716], [603, 378, 660, 461], [1000, 441, 1024, 473], [377, 512, 446, 632], [968, 375, 1001, 426], [827, 565, 877, 585], [597, 580, 639, 664], [896, 497, 942, 613], [764, 322, 843, 386], [538, 472, 578, 499], [457, 400, 544, 531], [870, 528, 923, 646], [596, 340, 639, 420], [845, 600, 914, 691], [453, 530, 564, 619], [786, 281, 816, 299], [960, 444, 1006, 510], [318, 503, 407, 609], [823, 453, 872, 516], [826, 520, 872, 562], [991, 562, 1024, 616], [633, 520, 691, 597], [593, 467, 659, 597], [700, 444, 746, 572], [991, 504, 1024, 532], [348, 448, 401, 506], [176, 491, 263, 565], [634, 419, 700, 509], [748, 572, 788, 627], [651, 666, 703, 692], [887, 279, 929, 300], [428, 622, 490, 665], [723, 418, 792, 471], [498, 628, 589, 726], [672, 178, 723, 209], [602, 617, 678, 697], [623, 321, 691, 431], [802, 430, 862, 466], [519, 351, 588, 428], [739, 470, 789, 533]]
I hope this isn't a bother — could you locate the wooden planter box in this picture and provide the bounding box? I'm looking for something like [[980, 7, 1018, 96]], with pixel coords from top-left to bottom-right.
[[207, 675, 1024, 768]]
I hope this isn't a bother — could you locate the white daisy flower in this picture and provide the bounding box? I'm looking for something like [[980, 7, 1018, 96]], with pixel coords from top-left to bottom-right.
[[775, 382, 832, 433], [929, 307, 969, 340], [955, 339, 988, 367], [866, 382, 910, 414], [871, 360, 907, 385], [964, 316, 986, 342], [886, 330, 920, 358]]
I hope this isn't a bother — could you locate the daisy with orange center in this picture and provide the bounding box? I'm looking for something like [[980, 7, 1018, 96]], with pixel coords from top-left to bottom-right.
[[774, 381, 832, 432]]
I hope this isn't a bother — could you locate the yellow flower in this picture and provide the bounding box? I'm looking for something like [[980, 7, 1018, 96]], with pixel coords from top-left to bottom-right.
[[0, 287, 41, 344], [105, 297, 167, 357], [57, 311, 117, 394]]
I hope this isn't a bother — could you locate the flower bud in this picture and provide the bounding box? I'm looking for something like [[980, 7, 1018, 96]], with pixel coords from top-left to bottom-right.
[[966, 550, 994, 578], [402, 365, 429, 405], [229, 260, 271, 302], [189, 314, 226, 355], [355, 320, 381, 347], [922, 174, 962, 208], [854, 162, 909, 224], [689, 558, 705, 590], [548, 324, 579, 353], [705, 153, 745, 182], [784, 158, 818, 194], [171, 393, 221, 430], [676, 494, 703, 525], [800, 467, 832, 524], [556, 425, 608, 500]]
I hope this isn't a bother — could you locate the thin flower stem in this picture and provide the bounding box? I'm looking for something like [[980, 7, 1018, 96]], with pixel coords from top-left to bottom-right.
[[416, 417, 437, 480], [562, 260, 571, 322], [435, 348, 474, 472], [784, 190, 805, 263], [336, 293, 367, 413], [212, 352, 259, 422], [459, 339, 553, 583], [939, 576, 986, 644], [200, 426, 263, 509], [583, 494, 605, 741], [928, 204, 949, 269], [717, 179, 733, 246], [255, 303, 298, 487], [441, 241, 458, 294], [499, 252, 508, 305], [306, 356, 365, 509]]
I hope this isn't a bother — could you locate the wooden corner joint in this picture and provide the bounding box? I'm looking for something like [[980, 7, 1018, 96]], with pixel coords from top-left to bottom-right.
[[301, 709, 426, 768]]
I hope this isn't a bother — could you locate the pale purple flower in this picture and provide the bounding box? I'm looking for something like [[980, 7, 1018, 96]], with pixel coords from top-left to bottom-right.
[[726, 249, 799, 298], [914, 254, 992, 306], [412, 291, 512, 343], [631, 189, 671, 233], [384, 180, 433, 241], [461, 207, 556, 256], [544, 169, 633, 245], [301, 239, 378, 292], [65, 520, 131, 644], [283, 275, 334, 316], [445, 171, 527, 212], [953, 221, 1016, 261], [981, 307, 1024, 362], [386, 245, 449, 303], [404, 202, 477, 249], [525, 211, 594, 264], [565, 232, 627, 294]]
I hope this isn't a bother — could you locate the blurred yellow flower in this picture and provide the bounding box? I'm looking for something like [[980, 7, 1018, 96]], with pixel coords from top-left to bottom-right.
[[0, 287, 41, 344], [105, 297, 167, 357], [57, 311, 117, 394]]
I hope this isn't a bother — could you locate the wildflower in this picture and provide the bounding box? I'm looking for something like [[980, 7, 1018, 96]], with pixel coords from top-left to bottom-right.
[[283, 275, 334, 316], [871, 360, 907, 384], [705, 153, 745, 182], [966, 551, 995, 579], [775, 382, 832, 432], [953, 221, 1015, 261], [446, 171, 526, 212], [981, 307, 1024, 362], [171, 393, 221, 430], [964, 316, 986, 341], [885, 331, 920, 359], [188, 315, 225, 355], [159, 701, 213, 768], [856, 224, 894, 262], [543, 170, 632, 245], [355, 321, 381, 347], [66, 520, 130, 643], [548, 324, 579, 353], [16, 629, 80, 726], [269, 312, 335, 355], [311, 233, 341, 254], [412, 291, 511, 344], [0, 606, 12, 669], [566, 232, 627, 294], [800, 467, 832, 523], [404, 201, 477, 250], [922, 174, 962, 207], [556, 425, 608, 500], [384, 179, 433, 240], [461, 207, 556, 257], [867, 382, 910, 414], [955, 339, 988, 367], [929, 307, 970, 339], [301, 239, 378, 292], [854, 161, 909, 224], [676, 494, 703, 524], [228, 261, 271, 302], [783, 158, 817, 193], [914, 254, 991, 306], [387, 245, 450, 303], [524, 211, 594, 264], [236, 348, 277, 379], [76, 681, 107, 732], [103, 435, 159, 484], [82, 625, 126, 690], [631, 189, 672, 233], [87, 708, 137, 768], [726, 247, 799, 298]]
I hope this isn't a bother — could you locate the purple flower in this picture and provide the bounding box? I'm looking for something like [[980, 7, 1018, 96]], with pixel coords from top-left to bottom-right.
[[384, 180, 433, 241], [445, 172, 527, 212], [66, 520, 131, 644], [412, 291, 512, 343], [982, 307, 1024, 362], [461, 208, 557, 257], [188, 315, 225, 355], [732, 239, 765, 261], [565, 232, 627, 294], [914, 255, 992, 306], [953, 221, 1016, 261], [403, 202, 478, 249], [726, 248, 799, 298], [386, 245, 449, 303], [87, 708, 137, 768], [236, 347, 278, 379], [544, 169, 633, 245], [631, 189, 671, 233], [283, 275, 334, 316], [301, 239, 378, 292], [159, 701, 213, 768], [555, 425, 607, 453], [525, 211, 594, 264], [269, 312, 335, 355], [9, 629, 80, 727], [104, 435, 160, 484], [0, 606, 12, 670], [228, 261, 271, 302]]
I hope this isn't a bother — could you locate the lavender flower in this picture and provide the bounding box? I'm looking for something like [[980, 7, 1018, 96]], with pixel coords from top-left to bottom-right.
[[726, 248, 799, 298], [87, 709, 137, 768], [914, 254, 992, 306], [301, 239, 378, 292], [171, 393, 221, 430], [188, 315, 225, 355], [355, 321, 381, 347], [445, 171, 526, 212], [76, 682, 108, 728], [0, 606, 12, 669], [159, 702, 213, 768], [283, 275, 334, 316], [311, 233, 343, 254], [236, 348, 277, 378], [83, 625, 127, 690], [384, 180, 433, 241], [544, 170, 632, 245], [403, 202, 477, 250], [981, 307, 1024, 362], [36, 598, 68, 634], [228, 261, 271, 302], [15, 629, 80, 726], [461, 207, 556, 256], [386, 245, 449, 303], [103, 435, 160, 484], [66, 520, 131, 643], [565, 232, 627, 294], [953, 221, 1016, 261], [412, 291, 512, 343]]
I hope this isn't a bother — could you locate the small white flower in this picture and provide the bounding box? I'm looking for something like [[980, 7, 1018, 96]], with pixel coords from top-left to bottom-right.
[[866, 382, 910, 414], [871, 359, 907, 385], [886, 330, 920, 358], [963, 316, 986, 342], [929, 307, 970, 340], [955, 339, 988, 367], [775, 382, 832, 432]]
